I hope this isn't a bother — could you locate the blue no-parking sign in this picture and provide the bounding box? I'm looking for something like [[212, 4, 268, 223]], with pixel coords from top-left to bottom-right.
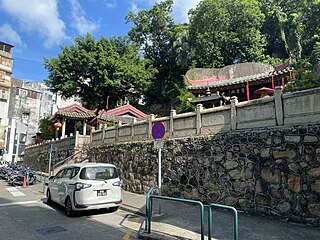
[[152, 122, 165, 140]]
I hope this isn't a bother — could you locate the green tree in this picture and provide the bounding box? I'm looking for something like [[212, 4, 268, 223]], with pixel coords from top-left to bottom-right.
[[260, 0, 320, 91], [188, 0, 266, 68], [176, 88, 196, 114], [126, 0, 188, 113], [286, 60, 320, 92], [260, 0, 320, 61], [44, 34, 156, 110], [38, 117, 55, 140]]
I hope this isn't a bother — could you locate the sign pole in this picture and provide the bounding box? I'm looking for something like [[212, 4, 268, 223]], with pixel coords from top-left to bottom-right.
[[158, 146, 162, 214], [152, 122, 165, 215]]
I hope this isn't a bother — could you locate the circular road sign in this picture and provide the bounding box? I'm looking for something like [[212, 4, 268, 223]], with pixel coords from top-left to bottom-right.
[[152, 122, 165, 140]]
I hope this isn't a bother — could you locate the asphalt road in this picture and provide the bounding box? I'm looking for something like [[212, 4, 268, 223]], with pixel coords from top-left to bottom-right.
[[0, 180, 143, 240]]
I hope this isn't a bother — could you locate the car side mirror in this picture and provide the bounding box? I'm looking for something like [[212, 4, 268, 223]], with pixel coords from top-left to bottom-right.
[[48, 176, 55, 182]]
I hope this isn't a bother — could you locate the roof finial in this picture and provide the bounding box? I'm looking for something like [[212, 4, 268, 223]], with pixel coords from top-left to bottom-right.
[[206, 86, 211, 96]]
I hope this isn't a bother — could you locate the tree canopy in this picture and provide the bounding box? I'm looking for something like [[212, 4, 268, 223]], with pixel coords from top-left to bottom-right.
[[188, 0, 266, 67], [126, 0, 188, 113], [44, 34, 156, 110]]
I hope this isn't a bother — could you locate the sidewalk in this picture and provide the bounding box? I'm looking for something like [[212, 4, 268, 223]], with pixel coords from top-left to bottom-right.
[[120, 191, 320, 240], [26, 183, 320, 240]]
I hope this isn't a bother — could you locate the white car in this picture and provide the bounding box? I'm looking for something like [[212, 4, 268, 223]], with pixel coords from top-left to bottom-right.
[[47, 163, 122, 216]]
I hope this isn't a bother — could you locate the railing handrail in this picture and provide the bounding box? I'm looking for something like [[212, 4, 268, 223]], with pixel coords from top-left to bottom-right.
[[145, 187, 205, 240], [52, 150, 83, 169], [145, 187, 154, 233], [208, 203, 238, 240], [145, 187, 239, 240]]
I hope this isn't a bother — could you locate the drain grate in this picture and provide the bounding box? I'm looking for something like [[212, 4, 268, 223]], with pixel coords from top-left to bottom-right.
[[36, 226, 67, 235]]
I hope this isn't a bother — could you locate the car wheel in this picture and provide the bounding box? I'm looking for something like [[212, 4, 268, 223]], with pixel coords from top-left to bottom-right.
[[46, 189, 52, 205], [65, 198, 74, 217]]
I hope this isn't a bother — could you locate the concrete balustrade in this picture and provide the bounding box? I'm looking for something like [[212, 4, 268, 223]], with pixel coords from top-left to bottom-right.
[[91, 87, 320, 144]]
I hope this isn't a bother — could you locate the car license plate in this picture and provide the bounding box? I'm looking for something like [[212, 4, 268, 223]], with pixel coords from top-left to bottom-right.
[[97, 190, 107, 196]]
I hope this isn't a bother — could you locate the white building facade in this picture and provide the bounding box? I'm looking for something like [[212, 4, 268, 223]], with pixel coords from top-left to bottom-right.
[[6, 79, 57, 163], [0, 41, 13, 161]]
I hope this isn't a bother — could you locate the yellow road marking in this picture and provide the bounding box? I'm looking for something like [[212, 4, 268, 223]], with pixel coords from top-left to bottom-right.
[[122, 217, 140, 240]]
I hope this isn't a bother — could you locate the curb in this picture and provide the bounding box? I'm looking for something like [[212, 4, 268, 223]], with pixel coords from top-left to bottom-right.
[[138, 224, 183, 240]]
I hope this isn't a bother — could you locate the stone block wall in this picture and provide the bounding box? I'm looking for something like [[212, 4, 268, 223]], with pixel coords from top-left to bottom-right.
[[90, 124, 320, 226]]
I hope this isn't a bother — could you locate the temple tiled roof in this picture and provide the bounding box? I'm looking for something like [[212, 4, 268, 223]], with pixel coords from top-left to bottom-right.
[[191, 95, 223, 104], [104, 104, 150, 119], [99, 114, 137, 123], [90, 104, 150, 124], [55, 110, 96, 119], [187, 67, 293, 90], [50, 103, 96, 121]]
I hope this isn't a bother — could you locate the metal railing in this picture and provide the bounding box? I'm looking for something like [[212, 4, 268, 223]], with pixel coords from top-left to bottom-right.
[[208, 203, 238, 240], [145, 187, 239, 240], [145, 187, 205, 240]]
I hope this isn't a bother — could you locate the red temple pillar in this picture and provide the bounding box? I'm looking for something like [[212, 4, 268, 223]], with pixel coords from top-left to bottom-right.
[[271, 75, 275, 89], [289, 70, 293, 80], [246, 81, 250, 101], [281, 77, 285, 92]]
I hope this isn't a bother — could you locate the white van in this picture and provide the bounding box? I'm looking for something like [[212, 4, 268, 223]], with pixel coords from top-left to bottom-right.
[[47, 163, 122, 216]]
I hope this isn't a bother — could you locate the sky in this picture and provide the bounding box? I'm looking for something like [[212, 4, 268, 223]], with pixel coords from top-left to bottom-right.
[[0, 0, 201, 82]]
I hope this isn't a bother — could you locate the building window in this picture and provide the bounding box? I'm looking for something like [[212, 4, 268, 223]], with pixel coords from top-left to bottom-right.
[[0, 87, 8, 100], [19, 133, 27, 143], [19, 89, 27, 97], [22, 113, 30, 122]]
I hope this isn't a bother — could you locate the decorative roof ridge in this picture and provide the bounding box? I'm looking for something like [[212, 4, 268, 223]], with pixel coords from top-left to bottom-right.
[[275, 55, 291, 71], [57, 103, 95, 113], [99, 104, 150, 119]]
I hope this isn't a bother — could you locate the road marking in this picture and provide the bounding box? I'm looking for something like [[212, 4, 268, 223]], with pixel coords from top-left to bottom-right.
[[6, 187, 25, 197], [122, 217, 140, 240], [0, 200, 42, 207]]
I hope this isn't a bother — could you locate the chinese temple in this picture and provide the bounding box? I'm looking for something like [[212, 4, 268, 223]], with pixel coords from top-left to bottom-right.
[[90, 103, 150, 128], [49, 104, 96, 138], [186, 58, 293, 104]]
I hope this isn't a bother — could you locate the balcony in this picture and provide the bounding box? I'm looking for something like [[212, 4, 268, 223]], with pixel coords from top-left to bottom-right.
[[0, 79, 11, 88], [0, 64, 12, 73]]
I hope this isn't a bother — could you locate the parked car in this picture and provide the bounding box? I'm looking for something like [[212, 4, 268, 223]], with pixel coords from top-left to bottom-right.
[[46, 163, 122, 216]]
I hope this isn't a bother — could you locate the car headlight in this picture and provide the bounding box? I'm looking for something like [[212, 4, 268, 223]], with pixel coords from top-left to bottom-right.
[[75, 182, 92, 190]]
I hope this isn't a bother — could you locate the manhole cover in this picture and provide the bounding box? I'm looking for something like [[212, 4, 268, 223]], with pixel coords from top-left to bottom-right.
[[36, 226, 67, 235]]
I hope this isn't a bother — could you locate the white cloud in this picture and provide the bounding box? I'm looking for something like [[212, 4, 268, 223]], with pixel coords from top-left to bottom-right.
[[104, 0, 117, 9], [172, 0, 201, 23], [129, 0, 201, 23], [0, 0, 67, 48], [69, 0, 100, 35], [129, 1, 141, 15], [0, 23, 24, 47]]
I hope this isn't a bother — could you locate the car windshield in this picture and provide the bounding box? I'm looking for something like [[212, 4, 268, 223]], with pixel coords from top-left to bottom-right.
[[79, 166, 118, 180]]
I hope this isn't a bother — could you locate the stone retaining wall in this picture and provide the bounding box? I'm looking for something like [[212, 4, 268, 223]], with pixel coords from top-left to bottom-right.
[[90, 124, 320, 226]]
